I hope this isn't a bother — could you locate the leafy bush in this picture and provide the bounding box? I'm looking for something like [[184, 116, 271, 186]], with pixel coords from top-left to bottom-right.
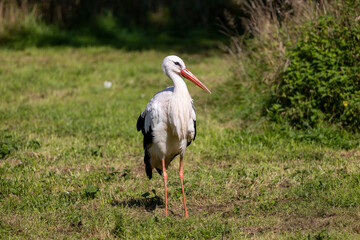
[[221, 0, 321, 125], [268, 15, 360, 130]]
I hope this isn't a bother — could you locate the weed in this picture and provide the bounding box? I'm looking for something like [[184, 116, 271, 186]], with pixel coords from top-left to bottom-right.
[[112, 212, 125, 238], [83, 185, 100, 200], [0, 131, 21, 159]]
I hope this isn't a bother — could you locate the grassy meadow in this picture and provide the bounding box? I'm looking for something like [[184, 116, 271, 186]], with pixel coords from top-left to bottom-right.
[[1, 46, 360, 239]]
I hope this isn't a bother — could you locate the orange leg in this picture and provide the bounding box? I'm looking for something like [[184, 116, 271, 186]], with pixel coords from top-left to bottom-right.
[[162, 157, 168, 216], [179, 155, 189, 218]]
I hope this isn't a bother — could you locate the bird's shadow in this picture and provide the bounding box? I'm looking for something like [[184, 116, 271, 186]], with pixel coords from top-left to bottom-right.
[[112, 194, 164, 212]]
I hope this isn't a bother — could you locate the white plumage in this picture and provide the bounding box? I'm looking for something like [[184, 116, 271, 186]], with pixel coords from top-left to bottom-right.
[[140, 86, 196, 169], [137, 55, 210, 217]]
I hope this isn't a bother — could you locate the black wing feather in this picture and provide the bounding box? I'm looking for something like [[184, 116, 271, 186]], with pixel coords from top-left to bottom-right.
[[187, 104, 197, 147], [137, 114, 153, 179], [187, 120, 196, 147], [193, 120, 197, 141], [136, 114, 144, 132]]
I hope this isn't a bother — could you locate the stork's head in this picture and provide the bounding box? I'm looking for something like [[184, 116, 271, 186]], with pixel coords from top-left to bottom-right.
[[162, 55, 211, 93]]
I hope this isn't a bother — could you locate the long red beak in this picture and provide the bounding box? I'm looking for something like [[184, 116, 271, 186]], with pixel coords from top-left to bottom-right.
[[180, 68, 211, 93]]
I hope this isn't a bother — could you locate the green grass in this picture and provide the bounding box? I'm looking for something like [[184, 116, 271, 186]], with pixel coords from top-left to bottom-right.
[[1, 47, 360, 239]]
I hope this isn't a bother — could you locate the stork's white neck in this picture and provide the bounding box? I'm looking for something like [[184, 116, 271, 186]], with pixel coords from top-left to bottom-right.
[[166, 70, 192, 139], [167, 71, 190, 97]]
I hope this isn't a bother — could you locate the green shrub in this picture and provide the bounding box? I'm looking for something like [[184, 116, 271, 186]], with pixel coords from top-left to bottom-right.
[[268, 15, 360, 130]]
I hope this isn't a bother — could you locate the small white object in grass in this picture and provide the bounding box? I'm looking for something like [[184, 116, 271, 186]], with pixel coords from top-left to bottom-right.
[[104, 81, 112, 88], [64, 191, 70, 194], [141, 93, 145, 98]]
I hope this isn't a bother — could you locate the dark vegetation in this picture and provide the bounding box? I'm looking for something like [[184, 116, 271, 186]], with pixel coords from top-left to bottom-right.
[[0, 0, 242, 51]]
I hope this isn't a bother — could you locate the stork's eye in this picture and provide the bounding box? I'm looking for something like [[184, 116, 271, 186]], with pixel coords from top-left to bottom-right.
[[174, 61, 181, 67]]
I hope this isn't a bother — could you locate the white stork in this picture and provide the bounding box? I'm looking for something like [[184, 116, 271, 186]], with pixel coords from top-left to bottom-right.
[[136, 55, 211, 217]]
